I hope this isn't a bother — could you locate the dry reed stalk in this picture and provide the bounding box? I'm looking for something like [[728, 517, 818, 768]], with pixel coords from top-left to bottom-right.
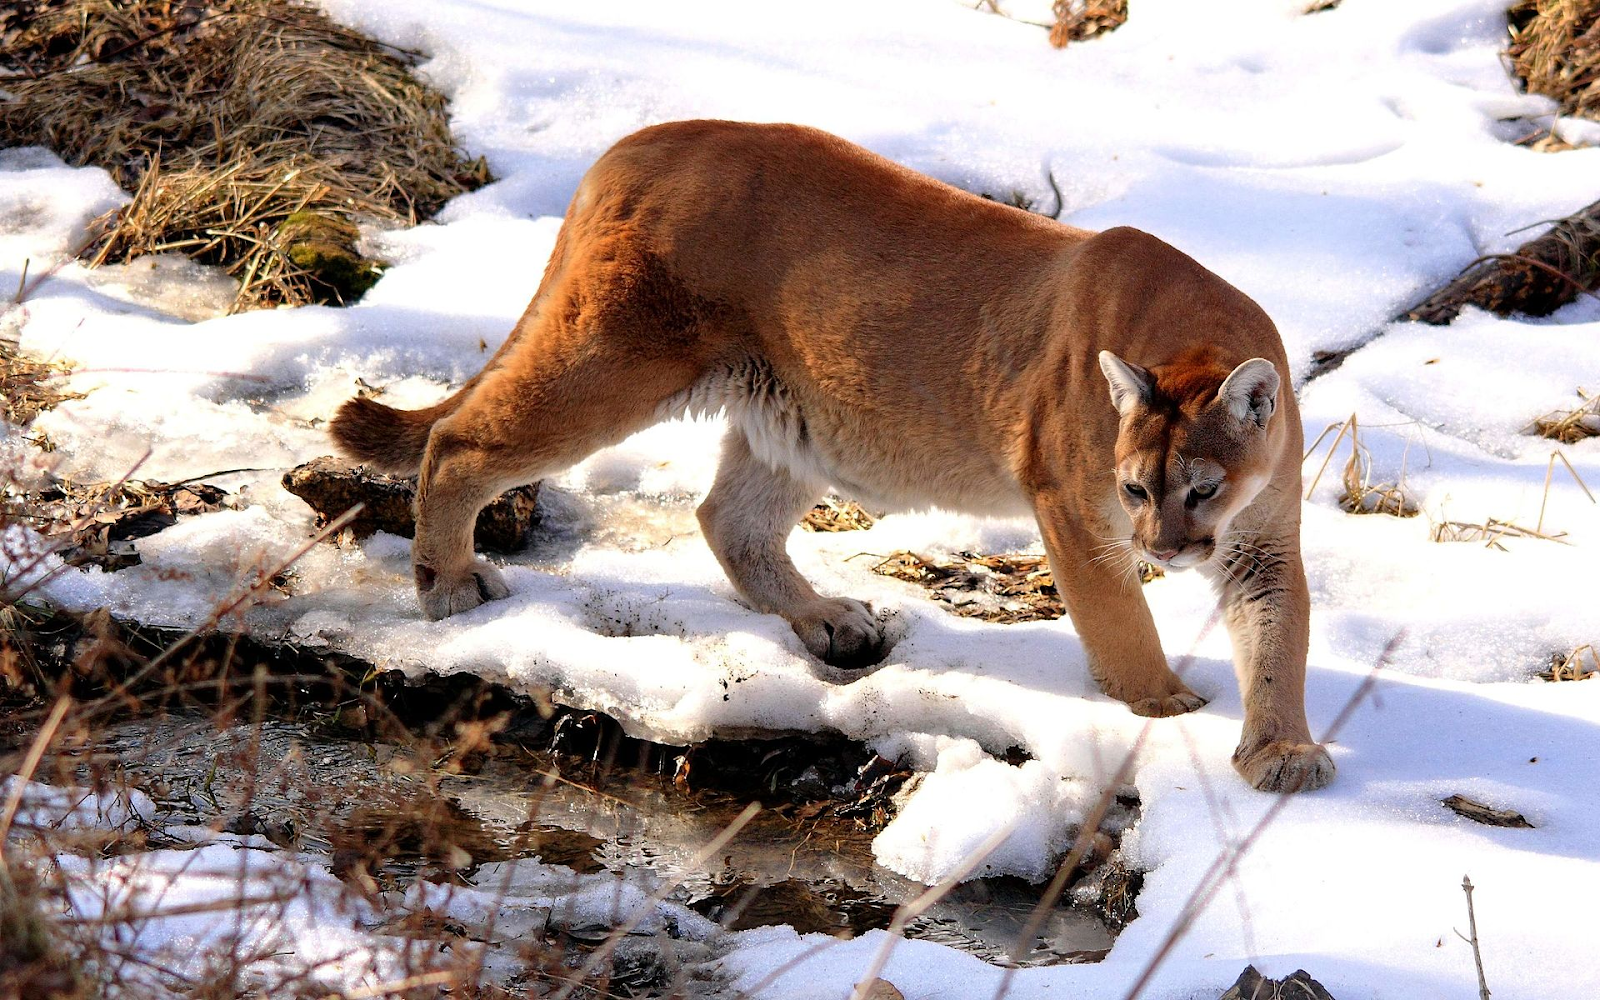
[[1539, 643, 1598, 681], [1459, 876, 1493, 1000], [1429, 449, 1591, 549], [1530, 387, 1600, 443], [1303, 414, 1418, 516], [0, 0, 490, 311], [1430, 516, 1570, 548]]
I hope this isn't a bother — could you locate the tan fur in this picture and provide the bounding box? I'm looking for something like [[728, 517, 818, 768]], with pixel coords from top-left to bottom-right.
[[329, 120, 1333, 792]]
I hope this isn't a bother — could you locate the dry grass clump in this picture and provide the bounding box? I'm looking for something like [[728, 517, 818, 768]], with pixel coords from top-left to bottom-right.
[[1509, 0, 1600, 133], [1530, 387, 1600, 443], [1429, 516, 1568, 548], [0, 340, 82, 430], [1540, 644, 1598, 681], [0, 0, 491, 312], [802, 497, 876, 532], [1049, 0, 1127, 47], [1304, 415, 1419, 517], [1431, 449, 1592, 548]]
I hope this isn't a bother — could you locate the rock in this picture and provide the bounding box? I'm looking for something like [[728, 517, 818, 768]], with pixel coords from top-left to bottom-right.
[[1442, 794, 1534, 829], [1220, 965, 1337, 999], [281, 456, 539, 552], [277, 210, 383, 304]]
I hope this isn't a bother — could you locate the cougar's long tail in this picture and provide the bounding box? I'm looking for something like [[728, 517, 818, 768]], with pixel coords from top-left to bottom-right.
[[328, 384, 474, 475]]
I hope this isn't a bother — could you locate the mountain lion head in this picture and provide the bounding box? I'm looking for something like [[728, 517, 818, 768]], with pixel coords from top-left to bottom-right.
[[1098, 350, 1282, 571]]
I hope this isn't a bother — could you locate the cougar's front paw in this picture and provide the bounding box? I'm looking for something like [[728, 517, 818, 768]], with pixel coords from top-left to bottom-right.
[[790, 598, 886, 669], [1128, 690, 1207, 718], [1233, 736, 1335, 792], [416, 561, 510, 621]]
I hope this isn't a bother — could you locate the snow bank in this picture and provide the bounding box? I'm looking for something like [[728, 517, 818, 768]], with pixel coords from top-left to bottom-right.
[[5, 0, 1599, 997]]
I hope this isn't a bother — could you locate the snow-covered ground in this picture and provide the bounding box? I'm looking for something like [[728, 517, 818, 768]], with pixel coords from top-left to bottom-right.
[[4, 0, 1599, 997]]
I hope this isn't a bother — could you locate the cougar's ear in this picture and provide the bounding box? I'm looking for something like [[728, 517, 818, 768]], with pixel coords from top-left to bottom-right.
[[1218, 357, 1280, 429], [1098, 351, 1155, 417]]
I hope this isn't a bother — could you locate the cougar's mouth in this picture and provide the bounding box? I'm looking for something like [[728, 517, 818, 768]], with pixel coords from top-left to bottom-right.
[[1140, 537, 1216, 571]]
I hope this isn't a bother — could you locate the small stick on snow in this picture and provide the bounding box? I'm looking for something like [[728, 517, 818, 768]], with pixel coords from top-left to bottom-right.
[[1458, 875, 1492, 1000]]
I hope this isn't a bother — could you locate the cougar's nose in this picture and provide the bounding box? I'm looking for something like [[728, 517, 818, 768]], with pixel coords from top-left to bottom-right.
[[1149, 547, 1179, 561]]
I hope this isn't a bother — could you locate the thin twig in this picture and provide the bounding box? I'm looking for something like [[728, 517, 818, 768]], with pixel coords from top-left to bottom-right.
[[1460, 875, 1492, 1000], [1119, 631, 1404, 1000], [850, 815, 1025, 1000], [1303, 414, 1354, 499], [990, 608, 1224, 997]]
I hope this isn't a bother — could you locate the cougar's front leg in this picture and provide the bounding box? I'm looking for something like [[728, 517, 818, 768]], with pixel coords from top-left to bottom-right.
[[1211, 528, 1333, 792], [698, 430, 885, 668], [1034, 494, 1205, 717]]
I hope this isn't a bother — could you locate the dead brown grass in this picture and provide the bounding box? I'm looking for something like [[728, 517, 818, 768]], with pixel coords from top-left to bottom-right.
[[801, 497, 876, 533], [1530, 387, 1600, 443], [1539, 643, 1598, 681], [1509, 0, 1600, 135], [0, 341, 82, 429], [1049, 0, 1127, 47], [1429, 516, 1569, 548], [1303, 415, 1419, 518], [0, 0, 490, 312]]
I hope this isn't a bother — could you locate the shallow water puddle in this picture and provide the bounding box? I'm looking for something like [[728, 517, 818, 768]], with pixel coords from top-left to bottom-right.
[[58, 710, 1116, 966]]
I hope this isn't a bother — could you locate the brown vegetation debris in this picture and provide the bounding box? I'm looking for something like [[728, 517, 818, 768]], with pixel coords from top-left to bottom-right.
[[1442, 793, 1535, 828], [0, 0, 491, 312], [1509, 0, 1600, 129], [1049, 0, 1128, 47], [282, 455, 540, 552], [1430, 451, 1589, 548], [0, 340, 82, 427], [801, 496, 876, 532], [1429, 516, 1568, 548], [1304, 414, 1419, 518], [1540, 643, 1598, 681], [1402, 197, 1600, 324], [6, 477, 238, 571], [870, 550, 1160, 624], [1530, 387, 1600, 443]]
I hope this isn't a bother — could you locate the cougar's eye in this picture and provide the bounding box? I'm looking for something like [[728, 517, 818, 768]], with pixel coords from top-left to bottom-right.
[[1123, 482, 1148, 502], [1191, 482, 1218, 500]]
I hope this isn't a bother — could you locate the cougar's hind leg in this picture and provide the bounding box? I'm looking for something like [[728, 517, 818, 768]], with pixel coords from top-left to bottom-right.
[[412, 336, 701, 621], [697, 429, 885, 668]]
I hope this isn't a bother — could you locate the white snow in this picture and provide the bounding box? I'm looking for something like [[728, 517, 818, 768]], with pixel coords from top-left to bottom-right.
[[4, 0, 1600, 997]]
